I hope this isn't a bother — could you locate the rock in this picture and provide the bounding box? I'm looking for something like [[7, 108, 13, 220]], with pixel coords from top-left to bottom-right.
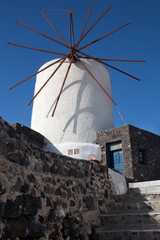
[[4, 195, 40, 218], [7, 126, 16, 138], [70, 200, 75, 207], [13, 177, 22, 192], [0, 140, 7, 155], [27, 174, 36, 184], [22, 153, 29, 167], [7, 216, 27, 239], [6, 150, 24, 165], [27, 220, 45, 238], [0, 202, 4, 217], [55, 187, 61, 196], [68, 168, 77, 177], [43, 160, 50, 173], [0, 182, 6, 195], [21, 182, 29, 193], [46, 197, 52, 207], [48, 209, 56, 222], [84, 196, 95, 210]]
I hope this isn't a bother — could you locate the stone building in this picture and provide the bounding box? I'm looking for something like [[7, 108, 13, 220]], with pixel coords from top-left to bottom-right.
[[96, 124, 160, 183]]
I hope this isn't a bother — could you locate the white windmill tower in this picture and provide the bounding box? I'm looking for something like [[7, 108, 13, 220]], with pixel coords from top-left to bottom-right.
[[9, 7, 145, 161]]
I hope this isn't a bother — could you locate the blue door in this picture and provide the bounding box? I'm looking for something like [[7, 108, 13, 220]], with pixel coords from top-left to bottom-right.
[[112, 150, 123, 174]]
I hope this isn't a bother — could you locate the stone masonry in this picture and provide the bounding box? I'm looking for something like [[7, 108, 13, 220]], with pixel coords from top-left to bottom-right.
[[96, 125, 160, 183], [0, 117, 114, 239]]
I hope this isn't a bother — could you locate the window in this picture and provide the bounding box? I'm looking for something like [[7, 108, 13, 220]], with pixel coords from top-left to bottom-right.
[[68, 149, 80, 155], [139, 149, 146, 165], [74, 149, 79, 154], [68, 149, 73, 155]]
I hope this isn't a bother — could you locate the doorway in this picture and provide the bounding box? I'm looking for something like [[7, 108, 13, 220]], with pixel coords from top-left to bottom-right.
[[107, 142, 124, 174]]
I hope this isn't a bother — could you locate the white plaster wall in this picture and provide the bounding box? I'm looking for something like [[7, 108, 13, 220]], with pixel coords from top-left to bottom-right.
[[44, 141, 101, 161], [108, 168, 127, 195], [31, 58, 114, 144]]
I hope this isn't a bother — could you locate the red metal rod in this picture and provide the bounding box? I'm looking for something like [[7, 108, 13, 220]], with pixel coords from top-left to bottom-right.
[[10, 57, 65, 90], [79, 56, 145, 62], [76, 49, 141, 81], [79, 22, 131, 51], [76, 5, 92, 49], [75, 6, 111, 48], [40, 8, 69, 47], [77, 57, 117, 106], [16, 21, 68, 49], [28, 55, 69, 106], [8, 42, 67, 56], [52, 60, 73, 117]]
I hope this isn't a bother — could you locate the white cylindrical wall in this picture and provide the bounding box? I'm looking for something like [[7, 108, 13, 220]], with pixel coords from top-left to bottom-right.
[[31, 58, 114, 144]]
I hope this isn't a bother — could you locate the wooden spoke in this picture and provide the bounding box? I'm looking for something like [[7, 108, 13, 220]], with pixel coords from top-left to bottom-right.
[[69, 10, 72, 47], [77, 57, 117, 105], [95, 58, 145, 62], [78, 22, 131, 51], [71, 12, 75, 46], [75, 6, 111, 48], [76, 49, 141, 81], [8, 42, 67, 56], [16, 21, 68, 49], [79, 56, 145, 62], [10, 58, 65, 90], [40, 8, 69, 47], [76, 5, 92, 49], [28, 55, 69, 106], [52, 60, 73, 116]]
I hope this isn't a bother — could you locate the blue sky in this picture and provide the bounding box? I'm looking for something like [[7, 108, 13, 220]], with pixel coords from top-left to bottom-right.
[[0, 0, 160, 135]]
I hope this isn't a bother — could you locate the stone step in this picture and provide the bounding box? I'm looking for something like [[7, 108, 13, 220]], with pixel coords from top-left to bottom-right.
[[129, 186, 160, 194], [108, 200, 160, 213], [96, 229, 160, 240], [101, 212, 160, 227], [117, 191, 160, 202], [128, 180, 160, 194], [129, 180, 160, 188]]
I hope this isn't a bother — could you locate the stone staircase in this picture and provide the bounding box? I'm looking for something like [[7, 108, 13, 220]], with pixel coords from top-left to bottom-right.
[[96, 180, 160, 240]]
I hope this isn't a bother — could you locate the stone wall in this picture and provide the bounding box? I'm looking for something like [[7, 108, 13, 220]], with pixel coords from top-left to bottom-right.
[[129, 125, 160, 182], [96, 125, 160, 182], [0, 117, 114, 240]]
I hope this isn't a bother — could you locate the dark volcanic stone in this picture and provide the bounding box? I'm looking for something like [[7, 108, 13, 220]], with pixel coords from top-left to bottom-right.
[[55, 187, 61, 196], [41, 191, 45, 198], [22, 153, 29, 167], [27, 220, 45, 238], [21, 182, 29, 193], [50, 164, 59, 174], [84, 196, 95, 210], [7, 216, 27, 239], [0, 182, 6, 194], [70, 200, 75, 207], [104, 189, 108, 198], [13, 177, 22, 192], [48, 209, 56, 222], [4, 195, 40, 218], [0, 202, 4, 217], [0, 139, 7, 155], [43, 160, 50, 173], [46, 197, 52, 207], [7, 126, 16, 138], [68, 168, 77, 177], [27, 174, 36, 184], [6, 150, 24, 165], [2, 225, 11, 239]]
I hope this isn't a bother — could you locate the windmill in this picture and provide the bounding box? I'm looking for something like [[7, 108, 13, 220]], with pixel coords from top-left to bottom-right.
[[8, 6, 145, 160]]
